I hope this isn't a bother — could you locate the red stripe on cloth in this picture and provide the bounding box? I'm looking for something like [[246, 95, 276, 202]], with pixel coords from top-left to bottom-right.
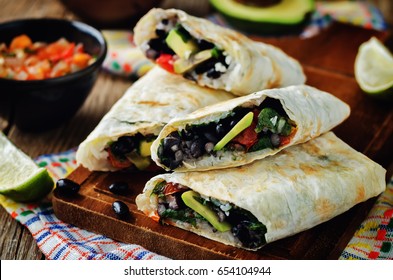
[[119, 246, 140, 259], [377, 229, 387, 241], [368, 251, 379, 259]]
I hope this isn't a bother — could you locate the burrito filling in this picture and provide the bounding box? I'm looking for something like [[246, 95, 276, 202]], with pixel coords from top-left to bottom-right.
[[144, 17, 231, 82], [157, 98, 296, 169], [151, 181, 267, 250], [105, 134, 156, 170]]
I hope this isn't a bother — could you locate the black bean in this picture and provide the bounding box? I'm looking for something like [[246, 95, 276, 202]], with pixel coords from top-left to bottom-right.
[[111, 136, 135, 156], [190, 138, 204, 158], [206, 68, 221, 79], [112, 201, 129, 219], [203, 131, 218, 143], [162, 135, 181, 152], [196, 39, 215, 50], [155, 28, 166, 38], [56, 178, 80, 196], [147, 38, 164, 51], [270, 133, 280, 147], [108, 182, 129, 195], [216, 123, 227, 137], [147, 38, 173, 55], [232, 221, 265, 249], [146, 49, 159, 60], [169, 159, 182, 170], [194, 58, 217, 74]]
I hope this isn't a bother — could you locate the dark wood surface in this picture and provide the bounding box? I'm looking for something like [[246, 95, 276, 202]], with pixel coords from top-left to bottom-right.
[[1, 0, 392, 260]]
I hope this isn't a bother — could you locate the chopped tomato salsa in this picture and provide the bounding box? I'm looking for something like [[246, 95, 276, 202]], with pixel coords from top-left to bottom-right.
[[0, 34, 95, 80]]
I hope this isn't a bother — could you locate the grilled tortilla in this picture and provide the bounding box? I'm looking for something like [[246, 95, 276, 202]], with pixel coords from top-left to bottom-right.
[[137, 132, 386, 251], [134, 8, 306, 96], [76, 67, 234, 171], [151, 85, 350, 172]]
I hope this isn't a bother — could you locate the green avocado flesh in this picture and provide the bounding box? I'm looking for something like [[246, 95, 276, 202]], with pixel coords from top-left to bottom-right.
[[210, 0, 314, 34], [166, 29, 198, 58], [139, 139, 153, 157], [214, 111, 254, 151], [182, 191, 231, 232], [174, 49, 213, 74]]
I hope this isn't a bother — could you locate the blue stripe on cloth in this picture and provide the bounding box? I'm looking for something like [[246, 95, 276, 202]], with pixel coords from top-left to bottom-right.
[[340, 251, 367, 260], [36, 231, 51, 243], [52, 245, 67, 260], [48, 223, 74, 231], [103, 253, 123, 260], [24, 216, 40, 227], [135, 250, 149, 260]]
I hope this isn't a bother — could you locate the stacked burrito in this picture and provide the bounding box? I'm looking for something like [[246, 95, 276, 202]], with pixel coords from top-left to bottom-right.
[[76, 67, 234, 172], [133, 9, 387, 251], [75, 8, 386, 252], [133, 8, 306, 96]]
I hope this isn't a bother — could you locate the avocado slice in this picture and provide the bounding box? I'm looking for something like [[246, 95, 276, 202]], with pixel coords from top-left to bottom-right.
[[214, 111, 254, 151], [181, 191, 231, 232], [210, 0, 315, 35], [166, 29, 198, 59], [173, 49, 213, 74], [126, 152, 151, 170], [139, 139, 154, 157]]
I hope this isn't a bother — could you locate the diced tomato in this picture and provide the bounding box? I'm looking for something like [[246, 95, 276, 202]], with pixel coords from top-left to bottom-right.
[[2, 35, 94, 80], [10, 34, 32, 51], [106, 149, 132, 169], [163, 182, 183, 196], [72, 52, 91, 68], [232, 121, 258, 150], [156, 54, 175, 73], [279, 135, 291, 146], [41, 42, 75, 62]]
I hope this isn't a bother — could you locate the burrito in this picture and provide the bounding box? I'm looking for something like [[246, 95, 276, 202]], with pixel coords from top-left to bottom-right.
[[76, 67, 234, 172], [150, 85, 350, 172], [136, 132, 386, 251], [133, 8, 306, 96]]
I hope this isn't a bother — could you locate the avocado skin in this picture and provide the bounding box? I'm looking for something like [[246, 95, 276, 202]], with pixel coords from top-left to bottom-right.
[[210, 0, 314, 36]]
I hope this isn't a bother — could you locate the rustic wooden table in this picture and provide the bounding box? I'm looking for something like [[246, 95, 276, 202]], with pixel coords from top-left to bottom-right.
[[1, 0, 392, 260], [0, 0, 210, 260]]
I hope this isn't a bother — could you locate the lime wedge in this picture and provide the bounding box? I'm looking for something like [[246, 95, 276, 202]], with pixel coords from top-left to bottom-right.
[[355, 37, 393, 99], [0, 133, 54, 202]]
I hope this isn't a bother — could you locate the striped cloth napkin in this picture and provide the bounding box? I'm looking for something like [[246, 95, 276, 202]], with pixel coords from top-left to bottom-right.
[[0, 149, 168, 260]]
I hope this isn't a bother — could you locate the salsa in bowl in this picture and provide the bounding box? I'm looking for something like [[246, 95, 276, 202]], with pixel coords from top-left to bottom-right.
[[0, 18, 107, 131]]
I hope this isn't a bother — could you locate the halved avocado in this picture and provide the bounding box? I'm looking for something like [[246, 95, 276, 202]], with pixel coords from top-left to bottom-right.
[[210, 0, 315, 35]]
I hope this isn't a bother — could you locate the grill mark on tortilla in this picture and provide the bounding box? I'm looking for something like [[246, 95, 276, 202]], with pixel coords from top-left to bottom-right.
[[137, 101, 170, 106], [356, 184, 366, 203], [315, 198, 334, 220]]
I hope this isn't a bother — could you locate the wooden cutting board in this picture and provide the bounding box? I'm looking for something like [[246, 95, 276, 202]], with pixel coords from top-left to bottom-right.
[[52, 23, 393, 260]]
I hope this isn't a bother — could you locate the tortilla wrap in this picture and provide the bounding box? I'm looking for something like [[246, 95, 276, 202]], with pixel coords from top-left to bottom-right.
[[137, 132, 386, 250], [151, 84, 350, 172], [76, 67, 234, 171], [134, 8, 306, 96]]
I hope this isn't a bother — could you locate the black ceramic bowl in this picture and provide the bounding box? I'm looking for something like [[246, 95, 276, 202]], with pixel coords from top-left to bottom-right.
[[0, 18, 107, 132]]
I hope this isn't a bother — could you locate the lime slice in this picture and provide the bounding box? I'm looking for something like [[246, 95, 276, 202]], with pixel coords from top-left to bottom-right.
[[355, 37, 393, 99], [0, 133, 54, 202]]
